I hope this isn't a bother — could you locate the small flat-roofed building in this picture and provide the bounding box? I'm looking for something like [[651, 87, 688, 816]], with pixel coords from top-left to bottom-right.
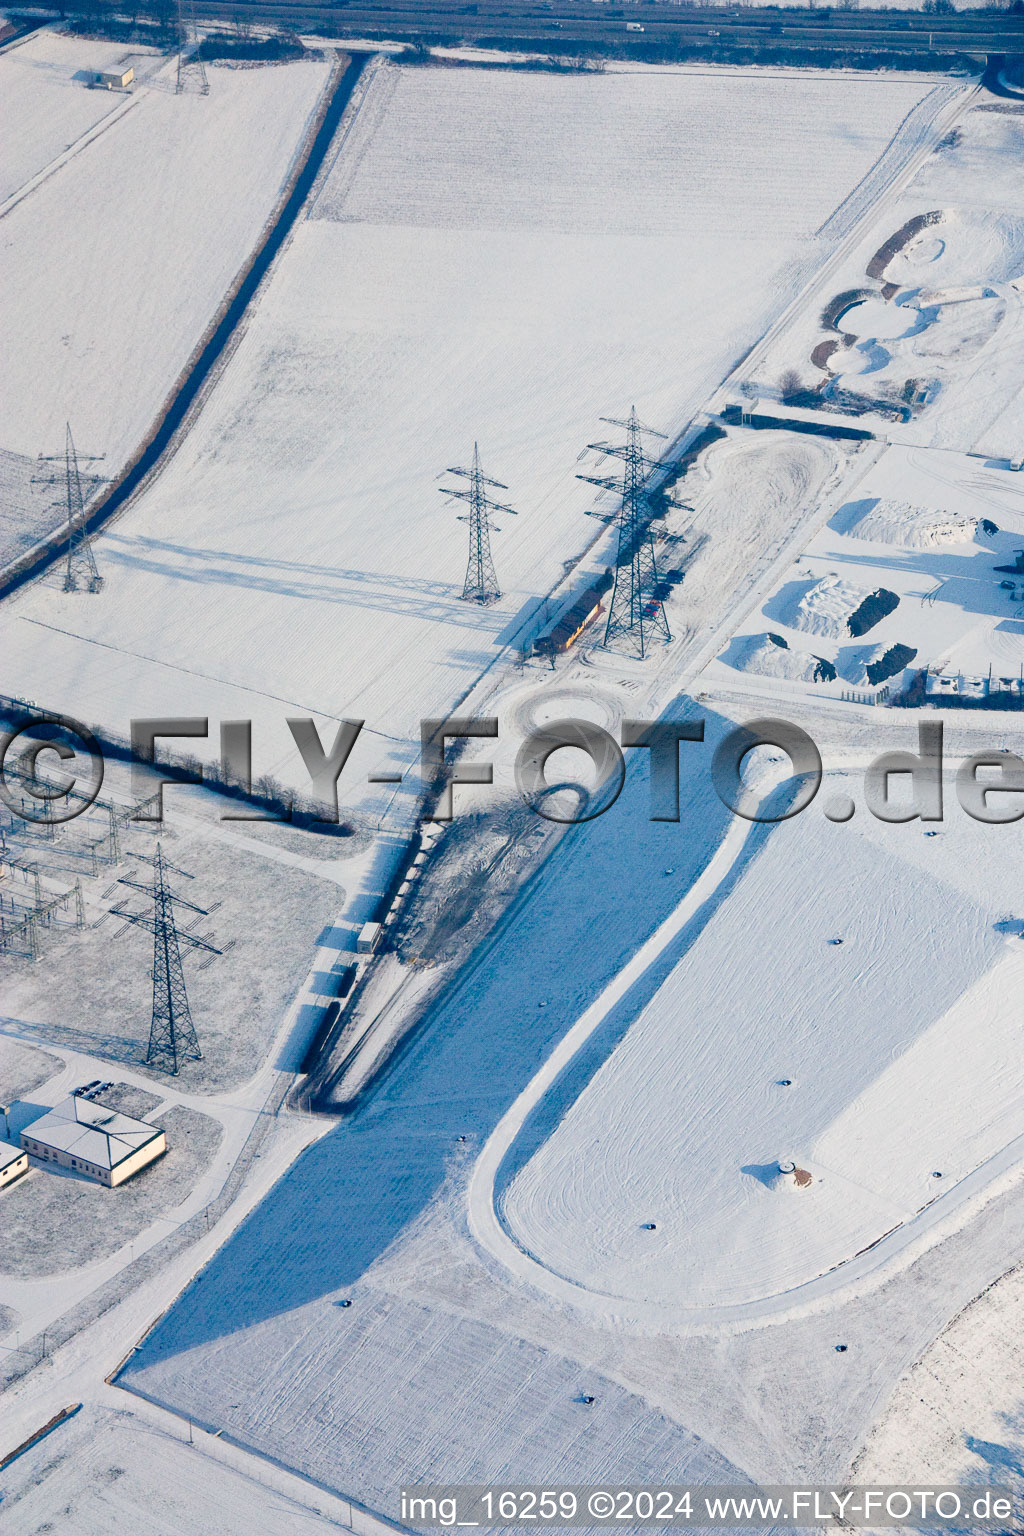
[[20, 1097, 166, 1187], [357, 920, 383, 955], [94, 66, 134, 89], [0, 1139, 29, 1190]]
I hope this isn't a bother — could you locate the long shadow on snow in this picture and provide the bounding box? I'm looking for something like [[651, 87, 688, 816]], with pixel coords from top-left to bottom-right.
[[127, 711, 748, 1365], [102, 537, 508, 631], [491, 813, 776, 1202]]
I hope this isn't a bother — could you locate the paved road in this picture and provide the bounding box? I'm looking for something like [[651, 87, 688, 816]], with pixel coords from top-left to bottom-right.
[[179, 0, 1023, 54]]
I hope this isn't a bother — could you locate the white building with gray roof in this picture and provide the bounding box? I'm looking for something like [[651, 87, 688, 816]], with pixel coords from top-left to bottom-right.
[[21, 1097, 166, 1187]]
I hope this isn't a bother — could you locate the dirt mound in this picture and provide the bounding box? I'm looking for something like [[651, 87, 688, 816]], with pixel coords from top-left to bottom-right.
[[836, 497, 979, 549], [867, 210, 944, 282], [841, 641, 917, 686], [781, 573, 874, 640], [733, 632, 836, 684]]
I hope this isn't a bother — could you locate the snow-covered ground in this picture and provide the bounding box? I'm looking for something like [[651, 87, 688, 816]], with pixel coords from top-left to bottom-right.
[[1, 1097, 222, 1280], [497, 776, 1024, 1315], [855, 1257, 1024, 1491], [0, 60, 953, 809], [0, 31, 331, 509], [0, 31, 165, 207], [0, 796, 344, 1093], [8, 45, 1023, 1531], [751, 102, 1024, 461], [120, 730, 758, 1507], [0, 1403, 352, 1533], [116, 711, 1024, 1512], [0, 748, 368, 1350], [712, 443, 1024, 699]]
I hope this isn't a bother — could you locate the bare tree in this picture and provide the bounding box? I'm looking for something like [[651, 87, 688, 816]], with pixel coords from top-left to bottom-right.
[[779, 368, 803, 402]]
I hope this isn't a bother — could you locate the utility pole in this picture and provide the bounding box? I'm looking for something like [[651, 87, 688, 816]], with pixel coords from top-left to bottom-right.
[[439, 444, 516, 603], [578, 406, 671, 660], [111, 845, 220, 1074]]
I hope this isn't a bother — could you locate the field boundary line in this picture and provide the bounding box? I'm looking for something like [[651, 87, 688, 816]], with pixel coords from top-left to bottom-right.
[[0, 92, 141, 222]]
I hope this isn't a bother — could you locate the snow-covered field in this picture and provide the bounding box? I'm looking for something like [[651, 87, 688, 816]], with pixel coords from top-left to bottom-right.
[[9, 43, 1024, 1529], [0, 1404, 350, 1533], [0, 61, 951, 807], [498, 783, 1024, 1314], [0, 31, 164, 207], [0, 31, 331, 511]]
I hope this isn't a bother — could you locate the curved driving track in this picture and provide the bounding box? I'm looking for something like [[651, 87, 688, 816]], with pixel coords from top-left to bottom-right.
[[468, 801, 1024, 1332]]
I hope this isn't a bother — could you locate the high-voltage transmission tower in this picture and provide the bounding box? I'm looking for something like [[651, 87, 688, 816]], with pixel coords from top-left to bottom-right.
[[111, 845, 220, 1074], [577, 406, 671, 660], [175, 0, 209, 96], [36, 425, 104, 592], [439, 443, 516, 603], [61, 424, 103, 593]]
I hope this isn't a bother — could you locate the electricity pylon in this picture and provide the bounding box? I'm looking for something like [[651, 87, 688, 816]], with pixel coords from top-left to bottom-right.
[[578, 406, 670, 659], [35, 425, 104, 592], [62, 424, 103, 593], [176, 0, 209, 95], [111, 845, 220, 1074], [439, 443, 516, 603]]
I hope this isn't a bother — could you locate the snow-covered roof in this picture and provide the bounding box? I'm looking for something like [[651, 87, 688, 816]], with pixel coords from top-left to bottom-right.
[[0, 1138, 26, 1172], [22, 1098, 162, 1170]]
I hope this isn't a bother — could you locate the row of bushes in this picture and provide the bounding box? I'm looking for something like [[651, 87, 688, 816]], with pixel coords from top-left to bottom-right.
[[387, 33, 986, 70], [0, 701, 357, 835]]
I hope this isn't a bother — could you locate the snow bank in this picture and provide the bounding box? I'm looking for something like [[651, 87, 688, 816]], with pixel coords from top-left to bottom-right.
[[312, 65, 935, 239], [123, 736, 748, 1503], [885, 210, 1024, 290]]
